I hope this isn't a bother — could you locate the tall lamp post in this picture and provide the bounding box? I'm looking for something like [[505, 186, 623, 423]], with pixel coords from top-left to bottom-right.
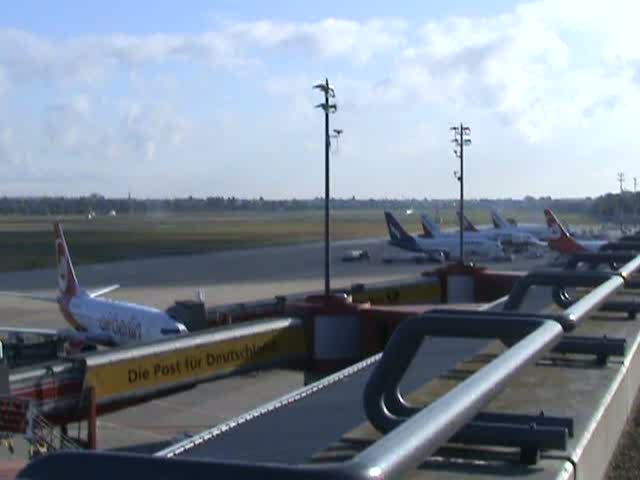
[[618, 172, 625, 232], [451, 124, 471, 263], [314, 79, 337, 301]]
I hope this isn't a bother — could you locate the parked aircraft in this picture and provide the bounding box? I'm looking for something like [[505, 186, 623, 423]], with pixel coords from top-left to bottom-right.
[[544, 210, 607, 255], [385, 211, 506, 260], [491, 209, 557, 241], [452, 212, 546, 250], [0, 223, 188, 347]]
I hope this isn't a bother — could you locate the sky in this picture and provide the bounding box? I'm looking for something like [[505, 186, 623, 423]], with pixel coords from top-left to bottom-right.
[[0, 0, 638, 199]]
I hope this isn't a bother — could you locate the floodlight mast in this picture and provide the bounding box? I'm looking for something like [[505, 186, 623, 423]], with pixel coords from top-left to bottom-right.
[[331, 129, 343, 153], [618, 172, 626, 231], [314, 78, 338, 302], [451, 123, 471, 263]]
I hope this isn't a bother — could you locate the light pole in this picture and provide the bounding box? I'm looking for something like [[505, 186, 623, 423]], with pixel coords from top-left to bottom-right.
[[451, 124, 471, 263], [635, 177, 638, 226], [314, 79, 337, 301], [618, 172, 625, 232]]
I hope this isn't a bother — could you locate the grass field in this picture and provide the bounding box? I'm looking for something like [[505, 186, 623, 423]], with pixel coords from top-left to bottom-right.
[[0, 208, 598, 273]]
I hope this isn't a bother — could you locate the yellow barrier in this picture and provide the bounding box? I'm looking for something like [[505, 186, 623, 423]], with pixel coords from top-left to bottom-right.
[[86, 324, 307, 401], [351, 280, 441, 305]]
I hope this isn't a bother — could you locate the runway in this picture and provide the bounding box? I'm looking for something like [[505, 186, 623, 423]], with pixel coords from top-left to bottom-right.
[[0, 238, 551, 453]]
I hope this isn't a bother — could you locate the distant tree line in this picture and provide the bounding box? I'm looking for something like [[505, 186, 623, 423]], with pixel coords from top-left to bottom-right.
[[590, 192, 640, 220], [0, 194, 602, 216]]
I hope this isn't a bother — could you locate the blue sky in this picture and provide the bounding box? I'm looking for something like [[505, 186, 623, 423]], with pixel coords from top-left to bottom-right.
[[0, 1, 638, 198]]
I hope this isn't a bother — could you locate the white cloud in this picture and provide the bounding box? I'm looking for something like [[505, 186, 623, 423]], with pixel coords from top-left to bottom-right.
[[0, 126, 15, 164], [0, 67, 8, 98], [48, 93, 91, 118], [0, 18, 406, 88], [0, 124, 31, 168], [2, 6, 640, 197], [261, 4, 635, 143], [119, 100, 188, 161], [42, 94, 189, 163], [358, 2, 634, 141], [226, 18, 407, 64], [44, 94, 94, 153]]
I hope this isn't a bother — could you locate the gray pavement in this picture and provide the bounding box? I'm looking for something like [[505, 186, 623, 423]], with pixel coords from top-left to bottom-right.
[[173, 338, 487, 463], [0, 239, 552, 456]]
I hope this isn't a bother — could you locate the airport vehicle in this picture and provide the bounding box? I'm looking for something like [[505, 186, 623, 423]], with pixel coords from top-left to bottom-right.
[[544, 209, 607, 255], [491, 209, 557, 241], [342, 249, 370, 262], [0, 223, 188, 347], [385, 211, 506, 260], [448, 212, 545, 251]]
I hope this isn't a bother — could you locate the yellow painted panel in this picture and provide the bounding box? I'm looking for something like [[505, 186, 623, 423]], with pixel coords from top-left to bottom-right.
[[87, 326, 307, 400]]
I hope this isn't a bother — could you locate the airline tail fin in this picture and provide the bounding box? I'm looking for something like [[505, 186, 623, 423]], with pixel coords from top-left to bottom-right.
[[420, 213, 440, 238], [490, 209, 509, 229], [543, 209, 570, 238], [384, 212, 417, 248], [54, 223, 80, 297], [544, 209, 587, 254], [457, 211, 479, 232]]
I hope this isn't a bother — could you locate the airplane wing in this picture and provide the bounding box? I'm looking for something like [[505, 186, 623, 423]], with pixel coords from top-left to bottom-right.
[[0, 291, 58, 303], [64, 330, 114, 347], [0, 327, 114, 348], [0, 326, 114, 345], [0, 326, 59, 337], [88, 284, 120, 298]]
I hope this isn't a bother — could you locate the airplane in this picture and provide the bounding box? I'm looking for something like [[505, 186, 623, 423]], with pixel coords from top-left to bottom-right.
[[0, 223, 188, 348], [453, 212, 546, 250], [543, 209, 607, 255], [385, 211, 506, 261], [491, 209, 557, 241]]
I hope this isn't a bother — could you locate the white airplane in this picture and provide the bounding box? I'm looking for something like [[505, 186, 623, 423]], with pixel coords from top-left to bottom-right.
[[544, 209, 607, 255], [0, 223, 188, 347], [453, 212, 546, 249], [384, 211, 506, 260], [491, 209, 557, 241]]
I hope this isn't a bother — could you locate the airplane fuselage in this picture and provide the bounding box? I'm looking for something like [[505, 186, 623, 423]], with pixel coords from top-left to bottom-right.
[[413, 236, 505, 260], [515, 225, 558, 242], [60, 294, 185, 346], [442, 228, 543, 248], [548, 236, 606, 255]]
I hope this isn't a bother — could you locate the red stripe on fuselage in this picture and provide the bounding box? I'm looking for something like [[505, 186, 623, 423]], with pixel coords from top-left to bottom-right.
[[548, 235, 589, 255]]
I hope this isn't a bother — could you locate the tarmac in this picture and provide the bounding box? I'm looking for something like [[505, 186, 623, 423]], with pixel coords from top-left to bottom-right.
[[0, 238, 551, 457]]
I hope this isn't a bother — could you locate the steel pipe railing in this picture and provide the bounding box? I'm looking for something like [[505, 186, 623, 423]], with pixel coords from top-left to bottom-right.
[[363, 310, 556, 428], [600, 242, 640, 252], [564, 252, 635, 271]]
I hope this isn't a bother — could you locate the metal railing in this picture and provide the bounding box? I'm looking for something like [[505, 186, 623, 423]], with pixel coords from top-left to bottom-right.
[[18, 250, 640, 480], [25, 404, 80, 456]]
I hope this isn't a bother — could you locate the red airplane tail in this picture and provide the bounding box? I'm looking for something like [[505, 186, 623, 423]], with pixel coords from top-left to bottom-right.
[[54, 223, 80, 297], [544, 209, 587, 254]]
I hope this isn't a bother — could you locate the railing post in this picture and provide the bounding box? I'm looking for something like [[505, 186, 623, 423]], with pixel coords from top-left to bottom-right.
[[87, 386, 97, 450]]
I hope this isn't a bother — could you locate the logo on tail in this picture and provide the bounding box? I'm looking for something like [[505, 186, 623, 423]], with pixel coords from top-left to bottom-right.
[[544, 209, 587, 254], [457, 212, 478, 232], [420, 213, 440, 238], [543, 209, 569, 237], [384, 212, 418, 250], [54, 223, 79, 297], [490, 209, 508, 229]]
